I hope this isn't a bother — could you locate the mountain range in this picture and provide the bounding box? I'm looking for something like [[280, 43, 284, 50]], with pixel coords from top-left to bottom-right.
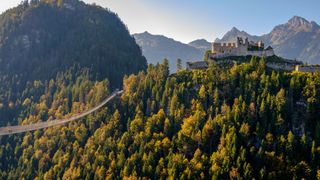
[[216, 16, 320, 64], [133, 32, 205, 72], [134, 16, 320, 71]]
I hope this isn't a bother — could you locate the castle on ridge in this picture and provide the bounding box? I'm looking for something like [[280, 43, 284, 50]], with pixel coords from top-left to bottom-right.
[[210, 37, 275, 58], [186, 36, 320, 73]]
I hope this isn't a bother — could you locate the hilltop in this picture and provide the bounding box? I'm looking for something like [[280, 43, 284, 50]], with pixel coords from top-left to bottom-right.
[[0, 0, 147, 88], [0, 0, 147, 126]]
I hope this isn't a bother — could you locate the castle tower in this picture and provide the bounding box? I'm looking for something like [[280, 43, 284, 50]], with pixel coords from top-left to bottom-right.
[[211, 43, 214, 53], [236, 37, 243, 47], [212, 42, 222, 54], [245, 38, 249, 46], [257, 40, 264, 49]]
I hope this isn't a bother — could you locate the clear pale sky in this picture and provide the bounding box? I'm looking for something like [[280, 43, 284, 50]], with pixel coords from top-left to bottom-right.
[[1, 0, 319, 43]]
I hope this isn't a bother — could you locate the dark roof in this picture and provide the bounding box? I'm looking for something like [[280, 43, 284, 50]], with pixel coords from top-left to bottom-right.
[[299, 65, 320, 67], [266, 46, 273, 50], [282, 59, 303, 65], [187, 61, 208, 70]]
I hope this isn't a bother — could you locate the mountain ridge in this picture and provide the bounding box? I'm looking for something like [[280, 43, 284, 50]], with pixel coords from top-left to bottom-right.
[[135, 16, 320, 66], [188, 39, 211, 52], [133, 31, 207, 72], [217, 16, 320, 63]]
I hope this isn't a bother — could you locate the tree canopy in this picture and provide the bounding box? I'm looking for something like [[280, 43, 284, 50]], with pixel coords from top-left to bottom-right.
[[0, 57, 319, 179]]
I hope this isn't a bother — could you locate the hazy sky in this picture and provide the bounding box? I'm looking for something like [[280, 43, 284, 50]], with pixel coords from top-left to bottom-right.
[[1, 0, 319, 43]]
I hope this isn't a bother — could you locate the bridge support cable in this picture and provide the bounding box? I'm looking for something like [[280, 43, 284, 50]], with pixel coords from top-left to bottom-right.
[[0, 90, 123, 136]]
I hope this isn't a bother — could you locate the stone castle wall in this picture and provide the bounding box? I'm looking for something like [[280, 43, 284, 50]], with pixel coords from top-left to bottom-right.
[[212, 42, 236, 54], [210, 49, 274, 58], [211, 37, 274, 58], [295, 65, 320, 72], [266, 63, 295, 71]]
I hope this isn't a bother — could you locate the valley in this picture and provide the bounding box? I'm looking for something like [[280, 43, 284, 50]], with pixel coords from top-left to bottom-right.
[[0, 0, 319, 179]]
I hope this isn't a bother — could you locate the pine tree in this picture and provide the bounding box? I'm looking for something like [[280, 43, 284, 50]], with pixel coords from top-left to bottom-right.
[[177, 59, 182, 71]]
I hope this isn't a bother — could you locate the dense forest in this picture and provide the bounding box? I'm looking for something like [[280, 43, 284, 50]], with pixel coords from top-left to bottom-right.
[[0, 0, 146, 87], [0, 57, 319, 179], [0, 0, 147, 126], [0, 0, 319, 179]]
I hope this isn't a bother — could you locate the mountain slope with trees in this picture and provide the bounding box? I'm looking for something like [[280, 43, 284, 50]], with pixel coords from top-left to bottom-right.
[[0, 58, 319, 179], [0, 1, 319, 179], [0, 0, 147, 88], [0, 0, 147, 126]]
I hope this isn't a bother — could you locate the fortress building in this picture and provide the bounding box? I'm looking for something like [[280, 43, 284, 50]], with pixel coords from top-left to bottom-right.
[[210, 37, 275, 58], [295, 65, 320, 72], [186, 37, 320, 73]]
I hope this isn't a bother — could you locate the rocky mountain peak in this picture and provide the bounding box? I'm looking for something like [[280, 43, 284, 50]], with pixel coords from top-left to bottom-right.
[[141, 31, 151, 35], [286, 16, 318, 32], [288, 16, 309, 25], [230, 27, 240, 33], [215, 26, 258, 43]]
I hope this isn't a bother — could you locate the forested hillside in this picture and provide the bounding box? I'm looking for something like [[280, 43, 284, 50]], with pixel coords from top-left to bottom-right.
[[0, 0, 146, 87], [0, 0, 147, 126], [0, 1, 319, 179], [1, 58, 319, 179]]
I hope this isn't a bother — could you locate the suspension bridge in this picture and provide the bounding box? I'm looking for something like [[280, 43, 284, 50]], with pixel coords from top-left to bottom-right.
[[0, 90, 123, 136]]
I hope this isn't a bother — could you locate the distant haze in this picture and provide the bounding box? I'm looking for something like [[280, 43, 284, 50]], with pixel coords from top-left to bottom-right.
[[135, 16, 320, 68], [1, 0, 319, 43]]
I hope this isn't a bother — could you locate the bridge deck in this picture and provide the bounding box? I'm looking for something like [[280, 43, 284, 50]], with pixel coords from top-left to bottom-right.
[[0, 90, 123, 136]]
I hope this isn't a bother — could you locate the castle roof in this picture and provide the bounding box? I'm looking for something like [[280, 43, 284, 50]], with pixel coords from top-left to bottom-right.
[[266, 46, 273, 50], [187, 61, 208, 70]]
